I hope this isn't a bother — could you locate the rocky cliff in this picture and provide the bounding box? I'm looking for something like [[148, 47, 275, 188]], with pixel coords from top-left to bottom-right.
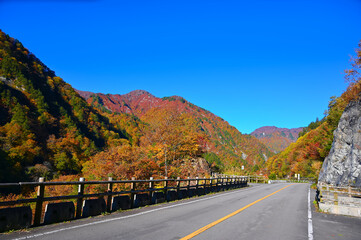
[[318, 96, 361, 187]]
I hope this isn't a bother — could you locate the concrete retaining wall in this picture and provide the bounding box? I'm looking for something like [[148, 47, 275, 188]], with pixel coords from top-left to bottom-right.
[[43, 202, 75, 224], [318, 186, 361, 218], [0, 206, 32, 232], [319, 202, 361, 218]]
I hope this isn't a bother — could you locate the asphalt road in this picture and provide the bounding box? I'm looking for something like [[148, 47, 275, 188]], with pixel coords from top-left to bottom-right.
[[2, 183, 361, 240]]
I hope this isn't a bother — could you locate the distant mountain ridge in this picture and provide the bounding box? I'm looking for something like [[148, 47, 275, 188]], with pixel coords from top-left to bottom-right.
[[250, 126, 304, 153], [77, 89, 274, 172], [76, 89, 196, 117]]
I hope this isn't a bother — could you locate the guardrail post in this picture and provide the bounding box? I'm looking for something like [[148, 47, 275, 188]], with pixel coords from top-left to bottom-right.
[[106, 177, 113, 213], [187, 177, 191, 191], [76, 177, 85, 219], [348, 186, 352, 197], [149, 177, 154, 203], [196, 177, 199, 195], [216, 177, 219, 192], [176, 177, 180, 193], [130, 177, 136, 208], [164, 177, 169, 197], [210, 177, 213, 190], [34, 177, 45, 226]]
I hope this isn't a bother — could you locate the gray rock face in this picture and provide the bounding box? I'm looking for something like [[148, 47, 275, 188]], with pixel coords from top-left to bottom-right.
[[319, 96, 361, 187]]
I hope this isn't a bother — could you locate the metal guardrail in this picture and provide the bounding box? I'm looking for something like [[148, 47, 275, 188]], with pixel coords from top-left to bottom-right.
[[0, 176, 248, 227]]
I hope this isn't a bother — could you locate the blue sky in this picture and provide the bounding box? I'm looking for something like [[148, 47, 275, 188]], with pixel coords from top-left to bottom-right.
[[1, 0, 360, 133]]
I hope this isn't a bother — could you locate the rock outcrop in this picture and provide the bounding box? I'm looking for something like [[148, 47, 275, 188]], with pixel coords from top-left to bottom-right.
[[318, 96, 361, 187]]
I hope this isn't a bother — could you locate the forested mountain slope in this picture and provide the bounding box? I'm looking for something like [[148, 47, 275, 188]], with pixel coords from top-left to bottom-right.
[[0, 29, 272, 184], [77, 90, 274, 174], [266, 41, 361, 180], [0, 30, 133, 182], [250, 126, 304, 153]]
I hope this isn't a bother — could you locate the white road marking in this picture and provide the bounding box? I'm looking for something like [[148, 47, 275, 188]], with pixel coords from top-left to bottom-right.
[[9, 185, 264, 240], [308, 187, 314, 240]]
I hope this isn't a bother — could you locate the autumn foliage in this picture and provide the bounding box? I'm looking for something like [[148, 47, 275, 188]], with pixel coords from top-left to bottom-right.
[[266, 41, 361, 180], [83, 91, 274, 175]]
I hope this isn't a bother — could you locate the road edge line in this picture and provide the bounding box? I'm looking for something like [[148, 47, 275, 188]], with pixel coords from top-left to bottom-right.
[[308, 187, 314, 240]]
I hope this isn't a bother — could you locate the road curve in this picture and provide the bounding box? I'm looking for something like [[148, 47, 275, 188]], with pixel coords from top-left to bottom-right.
[[3, 183, 310, 240]]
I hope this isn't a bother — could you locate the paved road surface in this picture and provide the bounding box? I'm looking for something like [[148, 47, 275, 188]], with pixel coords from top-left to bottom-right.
[[2, 183, 361, 240]]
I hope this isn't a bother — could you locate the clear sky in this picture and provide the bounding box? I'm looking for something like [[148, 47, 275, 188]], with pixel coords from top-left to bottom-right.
[[0, 0, 360, 133]]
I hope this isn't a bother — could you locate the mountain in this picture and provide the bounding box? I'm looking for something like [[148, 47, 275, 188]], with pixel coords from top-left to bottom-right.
[[266, 41, 361, 180], [250, 126, 304, 153], [0, 29, 273, 185], [0, 30, 133, 182], [77, 90, 274, 173]]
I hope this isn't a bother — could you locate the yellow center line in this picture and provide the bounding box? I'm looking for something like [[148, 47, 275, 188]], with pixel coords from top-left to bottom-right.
[[180, 184, 293, 240]]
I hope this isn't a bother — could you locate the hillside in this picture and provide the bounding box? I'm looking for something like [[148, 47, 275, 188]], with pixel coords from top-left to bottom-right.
[[77, 90, 274, 174], [0, 30, 139, 182], [250, 126, 304, 153], [266, 41, 361, 180], [318, 96, 361, 187], [0, 29, 273, 186]]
